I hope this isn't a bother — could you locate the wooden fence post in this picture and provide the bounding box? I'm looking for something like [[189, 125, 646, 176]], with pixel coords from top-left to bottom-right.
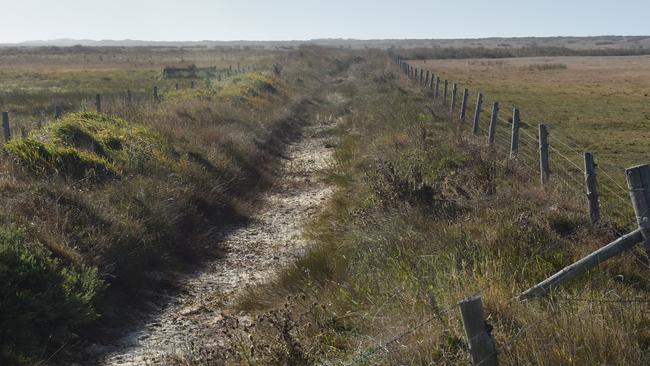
[[626, 164, 650, 256], [444, 80, 449, 103], [450, 83, 458, 114], [487, 102, 499, 145], [539, 124, 550, 186], [460, 88, 469, 122], [434, 77, 441, 100], [520, 228, 643, 299], [191, 80, 195, 89], [175, 83, 179, 91], [459, 295, 497, 366], [472, 93, 483, 135], [430, 73, 435, 89], [95, 94, 102, 113], [2, 112, 10, 142], [510, 108, 520, 159], [54, 105, 62, 120], [426, 71, 430, 88], [419, 69, 424, 85], [153, 86, 159, 102], [584, 152, 600, 224], [127, 90, 132, 105]]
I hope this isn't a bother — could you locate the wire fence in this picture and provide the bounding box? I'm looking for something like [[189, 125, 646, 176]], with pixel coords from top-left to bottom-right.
[[386, 55, 650, 365]]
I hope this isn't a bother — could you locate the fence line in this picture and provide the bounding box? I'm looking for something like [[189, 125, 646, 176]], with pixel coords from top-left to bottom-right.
[[390, 53, 650, 365], [0, 65, 256, 141]]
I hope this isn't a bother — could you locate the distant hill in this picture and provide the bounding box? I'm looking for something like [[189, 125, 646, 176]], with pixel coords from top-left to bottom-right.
[[2, 36, 650, 50]]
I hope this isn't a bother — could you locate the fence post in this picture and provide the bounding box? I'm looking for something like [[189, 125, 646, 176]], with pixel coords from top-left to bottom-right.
[[472, 93, 483, 135], [153, 86, 159, 102], [430, 73, 435, 89], [426, 71, 430, 88], [2, 112, 10, 142], [459, 295, 497, 366], [460, 88, 469, 122], [95, 94, 102, 112], [583, 152, 600, 224], [487, 102, 499, 145], [191, 80, 195, 89], [510, 108, 520, 159], [450, 83, 458, 114], [444, 80, 449, 103], [54, 105, 62, 120], [434, 77, 440, 100], [175, 82, 179, 91], [539, 124, 550, 186], [420, 69, 424, 85], [127, 90, 133, 105], [626, 164, 650, 256]]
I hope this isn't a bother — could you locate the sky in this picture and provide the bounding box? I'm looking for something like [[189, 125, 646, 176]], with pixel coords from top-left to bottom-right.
[[1, 0, 648, 43]]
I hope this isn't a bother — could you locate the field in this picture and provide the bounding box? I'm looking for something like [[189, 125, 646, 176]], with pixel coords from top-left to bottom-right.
[[2, 43, 650, 365], [410, 55, 650, 162], [409, 56, 650, 224]]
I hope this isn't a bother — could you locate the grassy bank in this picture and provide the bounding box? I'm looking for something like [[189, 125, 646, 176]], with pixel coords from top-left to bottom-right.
[[0, 46, 358, 364], [188, 52, 650, 365]]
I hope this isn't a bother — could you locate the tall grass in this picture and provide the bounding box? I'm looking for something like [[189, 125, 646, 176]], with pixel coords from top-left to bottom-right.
[[189, 52, 650, 365]]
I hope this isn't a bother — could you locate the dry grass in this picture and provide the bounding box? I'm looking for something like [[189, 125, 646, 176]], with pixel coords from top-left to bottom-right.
[[191, 53, 650, 365]]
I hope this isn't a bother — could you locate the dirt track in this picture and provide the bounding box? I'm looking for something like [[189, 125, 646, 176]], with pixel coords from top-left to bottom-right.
[[91, 101, 339, 365]]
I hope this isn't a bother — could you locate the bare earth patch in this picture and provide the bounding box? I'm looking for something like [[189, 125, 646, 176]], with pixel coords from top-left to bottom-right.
[[94, 109, 338, 365]]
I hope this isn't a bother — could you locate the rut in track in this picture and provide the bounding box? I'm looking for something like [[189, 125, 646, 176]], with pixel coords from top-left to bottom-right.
[[95, 98, 341, 365]]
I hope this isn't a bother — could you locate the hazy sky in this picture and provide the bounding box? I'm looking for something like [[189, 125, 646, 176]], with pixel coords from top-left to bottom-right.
[[2, 0, 648, 42]]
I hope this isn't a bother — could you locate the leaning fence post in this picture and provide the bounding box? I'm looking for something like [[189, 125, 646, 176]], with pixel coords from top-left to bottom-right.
[[626, 164, 650, 256], [584, 152, 600, 224], [460, 88, 469, 122], [487, 102, 499, 145], [472, 93, 483, 135], [54, 105, 62, 120], [2, 112, 10, 142], [459, 295, 497, 366], [450, 83, 458, 114], [95, 94, 102, 112], [539, 124, 550, 186], [510, 108, 520, 159]]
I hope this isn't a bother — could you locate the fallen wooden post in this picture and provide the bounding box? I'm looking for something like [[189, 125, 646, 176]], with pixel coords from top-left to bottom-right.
[[520, 229, 643, 299], [521, 163, 650, 299]]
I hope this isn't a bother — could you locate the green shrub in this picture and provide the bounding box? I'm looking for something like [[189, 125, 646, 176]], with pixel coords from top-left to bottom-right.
[[0, 226, 102, 364]]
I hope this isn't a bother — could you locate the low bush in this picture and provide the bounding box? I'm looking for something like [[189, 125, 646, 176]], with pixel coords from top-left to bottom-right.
[[0, 226, 102, 365]]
